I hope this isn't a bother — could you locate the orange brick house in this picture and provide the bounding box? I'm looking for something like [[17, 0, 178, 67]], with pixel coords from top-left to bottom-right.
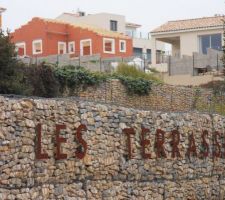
[[11, 17, 133, 58]]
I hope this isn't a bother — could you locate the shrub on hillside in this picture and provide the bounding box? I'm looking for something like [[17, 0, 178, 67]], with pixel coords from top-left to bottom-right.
[[26, 63, 59, 97], [115, 63, 161, 83], [118, 75, 152, 95], [54, 66, 107, 93], [0, 31, 29, 94], [113, 63, 161, 95]]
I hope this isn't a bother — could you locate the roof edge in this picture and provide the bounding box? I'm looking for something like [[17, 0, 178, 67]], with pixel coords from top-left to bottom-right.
[[151, 25, 224, 35]]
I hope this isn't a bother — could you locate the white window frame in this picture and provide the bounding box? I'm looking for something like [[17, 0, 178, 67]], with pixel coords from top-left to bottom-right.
[[15, 42, 26, 57], [32, 39, 43, 55], [119, 40, 126, 53], [58, 41, 67, 55], [103, 38, 115, 54], [68, 41, 75, 54], [80, 39, 92, 56]]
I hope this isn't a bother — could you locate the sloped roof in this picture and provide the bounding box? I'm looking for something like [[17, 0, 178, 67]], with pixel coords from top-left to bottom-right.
[[151, 16, 225, 34], [38, 17, 130, 39]]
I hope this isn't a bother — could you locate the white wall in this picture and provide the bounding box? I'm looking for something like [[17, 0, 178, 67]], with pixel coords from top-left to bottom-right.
[[180, 29, 223, 56], [133, 38, 165, 52], [57, 13, 126, 34], [152, 28, 223, 57]]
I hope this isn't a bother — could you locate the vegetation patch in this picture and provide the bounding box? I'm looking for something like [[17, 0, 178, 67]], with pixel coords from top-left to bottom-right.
[[54, 66, 107, 93], [113, 63, 161, 95]]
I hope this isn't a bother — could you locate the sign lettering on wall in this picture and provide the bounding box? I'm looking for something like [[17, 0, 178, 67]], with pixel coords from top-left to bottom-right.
[[35, 124, 225, 161]]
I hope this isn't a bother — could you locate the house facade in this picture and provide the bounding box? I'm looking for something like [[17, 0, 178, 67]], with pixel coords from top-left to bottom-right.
[[0, 7, 6, 29], [150, 15, 225, 65], [11, 17, 132, 58], [56, 11, 165, 60]]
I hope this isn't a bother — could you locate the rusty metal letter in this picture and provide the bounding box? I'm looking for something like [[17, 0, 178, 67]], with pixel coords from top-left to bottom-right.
[[155, 129, 167, 158], [200, 130, 209, 158], [141, 127, 151, 159], [213, 131, 221, 159], [55, 124, 67, 160], [75, 124, 88, 159], [36, 123, 49, 160], [186, 132, 197, 158], [123, 128, 135, 159], [171, 130, 181, 158]]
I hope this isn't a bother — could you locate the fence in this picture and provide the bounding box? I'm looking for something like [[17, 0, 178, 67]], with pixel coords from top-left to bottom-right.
[[20, 49, 224, 76], [20, 53, 152, 72]]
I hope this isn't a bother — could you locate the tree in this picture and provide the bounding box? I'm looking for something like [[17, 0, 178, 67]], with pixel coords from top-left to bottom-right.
[[27, 63, 59, 97], [0, 30, 28, 94]]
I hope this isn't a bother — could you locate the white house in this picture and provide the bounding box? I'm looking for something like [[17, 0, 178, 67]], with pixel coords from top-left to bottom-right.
[[150, 15, 225, 65]]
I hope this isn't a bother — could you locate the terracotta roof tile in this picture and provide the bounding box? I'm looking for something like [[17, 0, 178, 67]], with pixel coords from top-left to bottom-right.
[[151, 16, 225, 34]]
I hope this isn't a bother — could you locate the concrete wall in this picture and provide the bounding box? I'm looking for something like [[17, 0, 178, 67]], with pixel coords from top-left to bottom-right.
[[1, 96, 225, 199], [168, 49, 223, 76], [171, 40, 180, 57]]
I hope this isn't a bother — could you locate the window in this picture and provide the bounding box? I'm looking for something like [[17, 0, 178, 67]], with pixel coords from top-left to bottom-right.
[[80, 39, 92, 56], [199, 34, 222, 54], [32, 39, 43, 55], [125, 29, 136, 38], [119, 40, 126, 53], [110, 20, 118, 32], [15, 42, 26, 57], [133, 47, 142, 57], [68, 41, 75, 54], [58, 42, 67, 54], [103, 38, 115, 54]]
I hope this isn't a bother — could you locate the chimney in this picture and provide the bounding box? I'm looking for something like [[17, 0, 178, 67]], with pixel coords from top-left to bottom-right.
[[0, 7, 6, 29]]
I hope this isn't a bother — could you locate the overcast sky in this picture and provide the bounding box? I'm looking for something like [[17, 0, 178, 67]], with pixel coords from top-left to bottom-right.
[[1, 0, 224, 33]]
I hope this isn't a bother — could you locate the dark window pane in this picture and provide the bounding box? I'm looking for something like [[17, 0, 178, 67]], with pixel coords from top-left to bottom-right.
[[147, 49, 151, 60], [200, 35, 210, 54], [133, 48, 142, 57], [110, 20, 118, 31], [211, 34, 222, 51]]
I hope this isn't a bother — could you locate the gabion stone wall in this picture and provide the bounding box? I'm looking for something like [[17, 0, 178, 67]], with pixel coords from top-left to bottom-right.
[[76, 79, 213, 113], [1, 96, 225, 199]]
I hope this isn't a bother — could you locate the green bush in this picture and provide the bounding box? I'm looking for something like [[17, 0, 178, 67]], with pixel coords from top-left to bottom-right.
[[113, 63, 161, 95], [118, 75, 152, 95], [54, 66, 107, 93]]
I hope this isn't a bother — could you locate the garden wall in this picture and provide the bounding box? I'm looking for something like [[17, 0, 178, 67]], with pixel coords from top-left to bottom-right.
[[76, 79, 214, 113], [1, 96, 225, 199]]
